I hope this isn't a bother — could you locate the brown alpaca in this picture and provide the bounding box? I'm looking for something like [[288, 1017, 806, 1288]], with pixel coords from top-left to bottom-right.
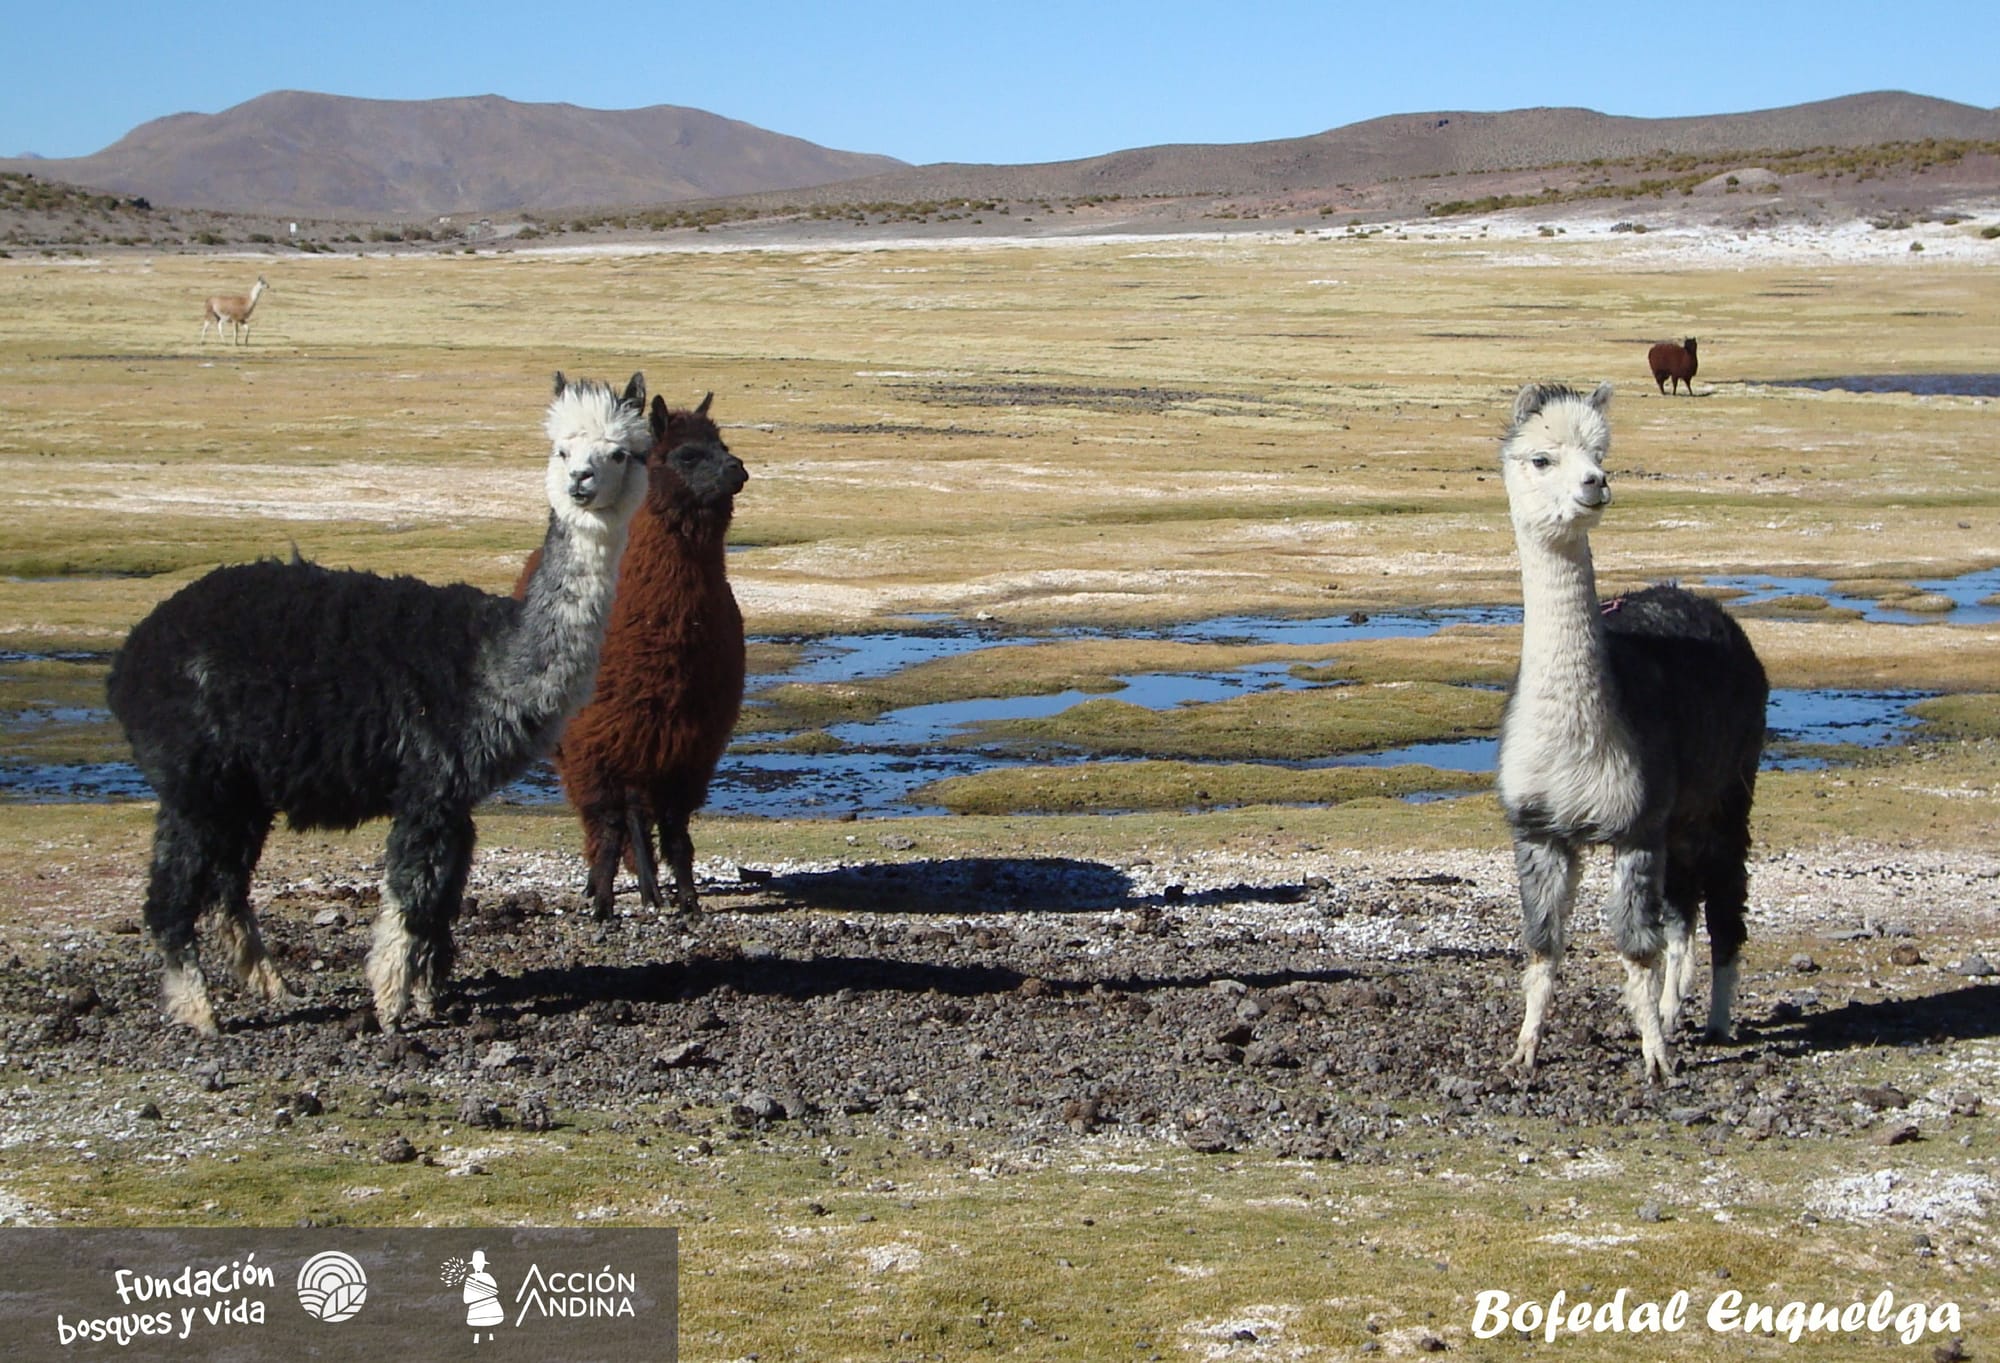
[[1647, 337, 1698, 395], [516, 393, 748, 917]]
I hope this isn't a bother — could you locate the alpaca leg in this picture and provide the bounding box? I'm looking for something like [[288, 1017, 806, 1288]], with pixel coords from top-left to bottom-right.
[[583, 804, 628, 920], [660, 805, 700, 914], [626, 798, 664, 910], [1605, 843, 1674, 1082], [1701, 861, 1750, 1042], [1657, 857, 1700, 1037], [1510, 836, 1579, 1075], [368, 809, 475, 1028], [142, 804, 226, 1035], [208, 815, 298, 1006]]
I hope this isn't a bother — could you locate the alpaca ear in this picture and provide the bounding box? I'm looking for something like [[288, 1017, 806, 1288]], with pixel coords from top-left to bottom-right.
[[1588, 382, 1614, 413], [621, 373, 647, 411], [649, 394, 669, 441], [694, 392, 714, 419], [552, 371, 568, 398], [1512, 383, 1549, 426]]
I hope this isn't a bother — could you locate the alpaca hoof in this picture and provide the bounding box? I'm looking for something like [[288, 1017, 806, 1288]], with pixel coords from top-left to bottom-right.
[[164, 994, 220, 1036], [1507, 1038, 1540, 1080], [244, 961, 300, 1006]]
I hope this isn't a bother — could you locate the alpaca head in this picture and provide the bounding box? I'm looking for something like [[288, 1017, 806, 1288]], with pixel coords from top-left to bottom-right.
[[1501, 382, 1615, 548], [544, 371, 651, 533], [645, 391, 748, 532]]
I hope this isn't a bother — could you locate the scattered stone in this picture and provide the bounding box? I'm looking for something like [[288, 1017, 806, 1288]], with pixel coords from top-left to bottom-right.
[[1934, 1336, 1969, 1363], [655, 1041, 709, 1070], [1061, 1097, 1104, 1132], [292, 1091, 324, 1118], [479, 1042, 521, 1070], [518, 1095, 554, 1132], [1953, 954, 1994, 978], [1888, 943, 1925, 967], [1948, 1091, 1982, 1117], [1181, 1111, 1243, 1154], [1855, 1085, 1911, 1111], [378, 1135, 419, 1165], [1740, 1106, 1779, 1141], [312, 909, 348, 928], [1666, 1106, 1712, 1127], [1017, 977, 1050, 999], [457, 1096, 506, 1129], [136, 1101, 162, 1121], [1417, 1334, 1448, 1353], [1437, 1074, 1480, 1103], [1790, 953, 1820, 974], [1244, 1038, 1298, 1069], [1873, 1122, 1921, 1147], [1637, 1202, 1665, 1223], [734, 1091, 787, 1124], [1214, 1022, 1255, 1047], [878, 833, 916, 852]]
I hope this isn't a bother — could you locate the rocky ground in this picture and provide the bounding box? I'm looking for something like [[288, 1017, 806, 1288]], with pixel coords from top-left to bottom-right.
[[4, 840, 1995, 1176]]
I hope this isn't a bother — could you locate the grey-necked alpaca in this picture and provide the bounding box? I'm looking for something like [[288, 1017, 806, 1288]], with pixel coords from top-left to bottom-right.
[[106, 372, 652, 1033], [1495, 382, 1767, 1082]]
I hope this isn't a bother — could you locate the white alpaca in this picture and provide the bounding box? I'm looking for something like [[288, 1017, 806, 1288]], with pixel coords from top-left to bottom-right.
[[201, 275, 268, 344], [1495, 382, 1767, 1083]]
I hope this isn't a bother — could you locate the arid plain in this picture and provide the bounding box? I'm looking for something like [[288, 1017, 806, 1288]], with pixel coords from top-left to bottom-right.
[[1, 220, 1997, 1359]]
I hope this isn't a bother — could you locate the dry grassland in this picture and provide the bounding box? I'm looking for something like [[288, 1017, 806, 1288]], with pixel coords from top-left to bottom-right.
[[1, 236, 1995, 642]]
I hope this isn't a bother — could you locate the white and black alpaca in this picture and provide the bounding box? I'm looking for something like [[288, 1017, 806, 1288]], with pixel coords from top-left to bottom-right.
[[107, 372, 652, 1033], [1495, 382, 1767, 1082]]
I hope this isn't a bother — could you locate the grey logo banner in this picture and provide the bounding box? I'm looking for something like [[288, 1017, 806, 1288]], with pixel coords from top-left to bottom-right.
[[2, 1227, 677, 1361]]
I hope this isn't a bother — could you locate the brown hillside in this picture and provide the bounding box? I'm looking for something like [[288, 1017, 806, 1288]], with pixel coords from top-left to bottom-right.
[[0, 91, 907, 217], [760, 91, 2000, 204]]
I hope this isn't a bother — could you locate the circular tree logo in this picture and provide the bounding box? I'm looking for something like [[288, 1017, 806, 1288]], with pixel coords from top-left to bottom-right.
[[296, 1251, 369, 1323]]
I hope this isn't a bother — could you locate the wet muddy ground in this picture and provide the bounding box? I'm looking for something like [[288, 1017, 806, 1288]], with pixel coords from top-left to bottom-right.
[[5, 841, 1994, 1164]]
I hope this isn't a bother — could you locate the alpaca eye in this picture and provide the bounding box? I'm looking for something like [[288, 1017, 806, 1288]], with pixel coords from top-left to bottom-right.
[[611, 451, 627, 464], [1530, 455, 1552, 469]]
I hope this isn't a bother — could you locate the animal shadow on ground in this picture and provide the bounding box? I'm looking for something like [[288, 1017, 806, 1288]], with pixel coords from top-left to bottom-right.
[[466, 855, 1355, 1017], [749, 854, 1323, 918], [1773, 983, 2000, 1053]]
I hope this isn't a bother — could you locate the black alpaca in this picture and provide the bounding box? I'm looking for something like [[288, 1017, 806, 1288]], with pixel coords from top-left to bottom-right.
[[1495, 382, 1767, 1081], [107, 373, 651, 1032]]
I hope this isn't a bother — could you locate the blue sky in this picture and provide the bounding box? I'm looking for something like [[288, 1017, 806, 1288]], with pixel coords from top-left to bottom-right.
[[6, 1, 1994, 164]]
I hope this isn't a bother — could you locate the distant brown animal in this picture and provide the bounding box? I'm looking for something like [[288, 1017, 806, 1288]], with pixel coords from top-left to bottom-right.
[[201, 274, 269, 344], [516, 392, 748, 918], [1647, 337, 1698, 396]]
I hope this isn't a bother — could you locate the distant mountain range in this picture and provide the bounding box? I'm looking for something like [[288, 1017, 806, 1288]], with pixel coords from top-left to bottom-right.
[[0, 91, 907, 217], [3, 89, 1996, 221], [821, 91, 2000, 205]]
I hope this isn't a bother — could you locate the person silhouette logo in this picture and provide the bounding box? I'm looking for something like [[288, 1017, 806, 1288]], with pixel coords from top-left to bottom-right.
[[439, 1249, 505, 1342]]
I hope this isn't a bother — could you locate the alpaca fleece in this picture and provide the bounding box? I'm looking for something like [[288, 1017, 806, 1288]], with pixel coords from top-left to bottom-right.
[[1496, 380, 1766, 1082], [518, 393, 748, 915], [1647, 337, 1698, 395], [108, 372, 651, 1033]]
